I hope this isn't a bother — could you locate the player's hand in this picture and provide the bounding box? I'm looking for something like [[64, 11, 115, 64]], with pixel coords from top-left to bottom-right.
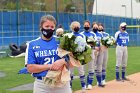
[[100, 45, 107, 51], [51, 59, 65, 71], [95, 46, 100, 51]]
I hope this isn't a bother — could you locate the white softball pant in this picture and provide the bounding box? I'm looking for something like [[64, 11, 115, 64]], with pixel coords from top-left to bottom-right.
[[116, 45, 128, 67], [33, 79, 72, 93], [102, 48, 108, 70], [95, 50, 103, 72]]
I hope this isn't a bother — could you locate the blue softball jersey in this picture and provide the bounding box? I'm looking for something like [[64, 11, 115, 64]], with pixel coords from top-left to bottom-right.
[[25, 36, 61, 77], [80, 30, 96, 40], [94, 31, 103, 47], [72, 32, 84, 38], [115, 31, 129, 46], [102, 32, 109, 37]]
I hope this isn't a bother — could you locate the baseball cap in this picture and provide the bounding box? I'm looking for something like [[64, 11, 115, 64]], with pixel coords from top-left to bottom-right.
[[120, 22, 127, 27]]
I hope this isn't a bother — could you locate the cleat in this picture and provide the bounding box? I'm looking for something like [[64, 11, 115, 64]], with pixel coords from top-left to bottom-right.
[[81, 86, 86, 93], [97, 82, 105, 87], [98, 84, 105, 87], [116, 78, 122, 81], [122, 77, 130, 81], [102, 80, 106, 85], [86, 84, 92, 90]]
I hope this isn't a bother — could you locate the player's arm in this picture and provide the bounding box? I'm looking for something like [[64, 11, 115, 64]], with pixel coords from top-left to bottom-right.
[[94, 33, 101, 51], [128, 34, 129, 42], [107, 32, 110, 37], [90, 32, 99, 50], [51, 58, 66, 71], [114, 31, 119, 46], [27, 64, 52, 73], [80, 32, 86, 41], [27, 59, 66, 73]]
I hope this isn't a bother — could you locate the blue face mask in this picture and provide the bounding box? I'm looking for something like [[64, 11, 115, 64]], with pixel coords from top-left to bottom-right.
[[41, 28, 55, 39]]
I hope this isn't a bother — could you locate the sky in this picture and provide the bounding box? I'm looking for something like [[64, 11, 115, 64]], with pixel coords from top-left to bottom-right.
[[92, 0, 140, 18]]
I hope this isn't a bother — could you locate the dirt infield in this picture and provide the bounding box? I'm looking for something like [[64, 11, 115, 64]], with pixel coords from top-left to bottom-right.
[[75, 72, 140, 93]]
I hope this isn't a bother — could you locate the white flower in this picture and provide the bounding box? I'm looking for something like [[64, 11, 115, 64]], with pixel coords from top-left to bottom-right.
[[102, 36, 109, 40], [110, 36, 114, 39], [86, 44, 91, 48], [101, 36, 115, 47], [74, 36, 87, 52], [64, 33, 73, 38], [87, 36, 96, 42], [107, 40, 113, 44], [110, 36, 115, 42]]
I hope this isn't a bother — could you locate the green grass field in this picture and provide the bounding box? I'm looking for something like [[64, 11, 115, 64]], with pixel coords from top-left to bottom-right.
[[0, 47, 140, 93]]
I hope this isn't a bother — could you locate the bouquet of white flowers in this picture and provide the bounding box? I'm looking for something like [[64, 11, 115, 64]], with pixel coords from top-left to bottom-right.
[[101, 36, 115, 47], [86, 36, 97, 47], [43, 33, 92, 88], [59, 33, 92, 65]]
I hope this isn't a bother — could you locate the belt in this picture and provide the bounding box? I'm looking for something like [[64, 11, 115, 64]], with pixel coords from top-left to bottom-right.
[[118, 44, 127, 47], [37, 76, 43, 80]]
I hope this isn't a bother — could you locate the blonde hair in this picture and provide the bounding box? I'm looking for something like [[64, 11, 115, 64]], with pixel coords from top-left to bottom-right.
[[39, 15, 56, 29], [70, 21, 80, 31], [56, 28, 64, 36]]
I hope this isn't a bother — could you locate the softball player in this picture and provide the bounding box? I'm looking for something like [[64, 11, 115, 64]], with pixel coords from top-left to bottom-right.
[[92, 22, 105, 87], [69, 21, 86, 91], [25, 15, 72, 93], [115, 22, 129, 81], [80, 20, 97, 90], [98, 23, 109, 85]]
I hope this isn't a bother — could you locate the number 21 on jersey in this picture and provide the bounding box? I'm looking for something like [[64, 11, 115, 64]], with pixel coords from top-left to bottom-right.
[[44, 57, 54, 64]]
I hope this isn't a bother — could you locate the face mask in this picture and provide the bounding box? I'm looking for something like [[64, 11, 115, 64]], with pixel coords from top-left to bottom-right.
[[74, 27, 79, 32], [93, 28, 98, 33], [121, 26, 126, 31], [98, 29, 104, 32], [84, 27, 90, 31], [41, 28, 55, 39]]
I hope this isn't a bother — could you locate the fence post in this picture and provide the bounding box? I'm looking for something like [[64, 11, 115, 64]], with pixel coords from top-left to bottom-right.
[[16, 0, 19, 45], [84, 0, 87, 20], [55, 0, 58, 26]]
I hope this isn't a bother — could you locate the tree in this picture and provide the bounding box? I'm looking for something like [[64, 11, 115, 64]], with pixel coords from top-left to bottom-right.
[[136, 0, 140, 3]]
